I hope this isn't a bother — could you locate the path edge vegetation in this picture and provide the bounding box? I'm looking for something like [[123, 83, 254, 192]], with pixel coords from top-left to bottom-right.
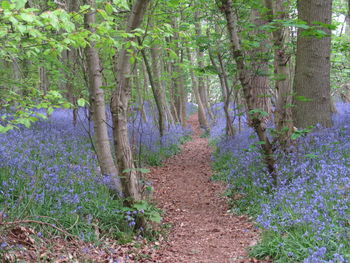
[[1, 0, 350, 261]]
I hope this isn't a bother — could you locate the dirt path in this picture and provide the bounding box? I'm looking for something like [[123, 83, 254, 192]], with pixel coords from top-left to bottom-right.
[[147, 115, 260, 263]]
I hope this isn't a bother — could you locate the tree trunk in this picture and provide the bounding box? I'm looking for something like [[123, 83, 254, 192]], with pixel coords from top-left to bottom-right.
[[135, 64, 147, 122], [111, 0, 150, 203], [187, 48, 209, 130], [293, 0, 333, 128], [248, 9, 272, 121], [218, 53, 235, 137], [171, 19, 187, 127], [208, 48, 235, 136], [39, 66, 49, 96], [195, 12, 213, 120], [66, 0, 79, 126], [12, 59, 21, 95], [220, 0, 277, 184], [264, 0, 294, 148], [140, 45, 167, 137], [84, 0, 123, 197]]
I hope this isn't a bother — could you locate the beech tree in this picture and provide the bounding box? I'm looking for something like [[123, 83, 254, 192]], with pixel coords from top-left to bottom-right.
[[111, 0, 151, 202], [219, 0, 277, 184], [264, 0, 294, 148], [293, 0, 333, 128], [84, 0, 123, 197]]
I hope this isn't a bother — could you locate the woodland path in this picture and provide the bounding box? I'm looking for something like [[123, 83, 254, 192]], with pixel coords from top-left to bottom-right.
[[147, 114, 261, 263]]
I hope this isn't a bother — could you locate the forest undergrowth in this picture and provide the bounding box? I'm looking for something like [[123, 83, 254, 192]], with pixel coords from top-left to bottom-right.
[[0, 104, 193, 261], [211, 102, 350, 263]]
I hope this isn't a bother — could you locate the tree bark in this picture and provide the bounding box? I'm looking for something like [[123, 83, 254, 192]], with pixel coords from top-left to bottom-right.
[[248, 9, 272, 120], [195, 12, 213, 120], [84, 0, 123, 197], [220, 0, 277, 184], [264, 0, 294, 148], [187, 48, 209, 130], [292, 0, 333, 128], [65, 0, 79, 126], [208, 48, 235, 136], [111, 0, 150, 202], [39, 66, 49, 96], [171, 19, 187, 127], [140, 45, 167, 137]]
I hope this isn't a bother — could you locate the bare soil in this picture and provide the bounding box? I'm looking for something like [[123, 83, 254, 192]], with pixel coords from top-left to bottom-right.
[[146, 114, 262, 263]]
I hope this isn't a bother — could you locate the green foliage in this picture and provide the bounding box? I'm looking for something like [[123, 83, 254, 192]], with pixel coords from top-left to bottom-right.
[[291, 127, 313, 140], [0, 138, 162, 245], [0, 89, 71, 133]]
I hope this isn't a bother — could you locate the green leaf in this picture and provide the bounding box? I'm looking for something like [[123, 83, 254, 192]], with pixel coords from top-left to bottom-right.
[[133, 201, 148, 211], [0, 124, 13, 133], [255, 141, 266, 145], [249, 109, 269, 117], [20, 13, 34, 23], [62, 102, 72, 109], [14, 0, 27, 9], [168, 49, 178, 60], [1, 1, 11, 10], [149, 212, 162, 223], [105, 3, 113, 15], [113, 0, 130, 11], [47, 107, 54, 115], [77, 98, 87, 107], [35, 113, 48, 120], [295, 96, 313, 102], [17, 118, 31, 128]]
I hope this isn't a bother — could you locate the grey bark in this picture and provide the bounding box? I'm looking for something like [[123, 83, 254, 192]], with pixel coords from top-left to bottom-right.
[[84, 0, 123, 197], [292, 0, 333, 128], [140, 45, 166, 137], [111, 0, 150, 202], [194, 12, 213, 120], [208, 48, 235, 136], [171, 19, 187, 127], [187, 48, 209, 130], [39, 66, 49, 96], [220, 0, 277, 184], [264, 0, 294, 148]]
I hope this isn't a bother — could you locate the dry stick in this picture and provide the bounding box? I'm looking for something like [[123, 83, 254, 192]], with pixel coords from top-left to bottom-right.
[[0, 220, 75, 238]]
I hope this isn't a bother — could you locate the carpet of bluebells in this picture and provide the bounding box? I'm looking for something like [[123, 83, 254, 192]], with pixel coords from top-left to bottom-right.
[[211, 102, 350, 262], [0, 104, 191, 247]]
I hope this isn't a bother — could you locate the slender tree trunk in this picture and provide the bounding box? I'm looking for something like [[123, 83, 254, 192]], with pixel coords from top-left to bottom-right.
[[218, 53, 235, 136], [12, 59, 21, 95], [66, 0, 80, 126], [220, 0, 277, 184], [187, 48, 209, 130], [195, 12, 213, 120], [178, 50, 187, 126], [264, 0, 294, 148], [208, 48, 235, 136], [140, 45, 167, 137], [111, 0, 150, 202], [171, 20, 187, 127], [293, 0, 333, 128], [39, 66, 49, 96], [84, 0, 123, 197], [135, 64, 147, 122]]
